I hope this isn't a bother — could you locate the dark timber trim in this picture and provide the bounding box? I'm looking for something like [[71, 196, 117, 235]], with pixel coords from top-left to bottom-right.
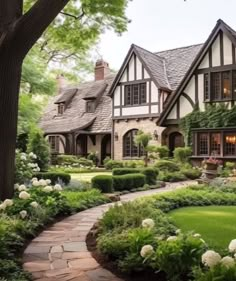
[[195, 74, 199, 105], [120, 85, 123, 116], [196, 64, 236, 74], [113, 113, 160, 120], [127, 63, 129, 82], [209, 47, 212, 67], [182, 92, 195, 108], [149, 81, 151, 114], [134, 54, 137, 80], [118, 78, 151, 86], [220, 31, 224, 66], [176, 98, 180, 119], [232, 43, 236, 64]]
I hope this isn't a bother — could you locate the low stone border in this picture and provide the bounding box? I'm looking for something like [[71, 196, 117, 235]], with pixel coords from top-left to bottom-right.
[[23, 181, 195, 281]]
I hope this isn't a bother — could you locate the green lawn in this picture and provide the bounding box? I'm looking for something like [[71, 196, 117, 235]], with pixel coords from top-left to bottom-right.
[[168, 206, 236, 251], [70, 172, 112, 183]]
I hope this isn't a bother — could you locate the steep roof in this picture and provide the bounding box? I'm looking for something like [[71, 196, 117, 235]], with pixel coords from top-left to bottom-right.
[[40, 74, 115, 134]]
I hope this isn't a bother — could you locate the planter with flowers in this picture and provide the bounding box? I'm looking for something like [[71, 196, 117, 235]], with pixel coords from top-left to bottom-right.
[[202, 157, 222, 180]]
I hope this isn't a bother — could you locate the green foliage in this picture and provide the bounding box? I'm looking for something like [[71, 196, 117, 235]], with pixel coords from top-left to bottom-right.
[[112, 168, 140, 176], [27, 127, 50, 171], [91, 175, 113, 193], [155, 160, 180, 172], [174, 147, 192, 163], [154, 234, 206, 281], [158, 171, 187, 182], [123, 160, 145, 168], [104, 159, 123, 170], [57, 155, 79, 165], [141, 168, 158, 185], [180, 104, 236, 145], [34, 172, 71, 185], [113, 174, 146, 191], [0, 259, 30, 281], [87, 152, 99, 166], [155, 145, 170, 159], [181, 168, 202, 180], [77, 157, 94, 167], [134, 130, 152, 150]]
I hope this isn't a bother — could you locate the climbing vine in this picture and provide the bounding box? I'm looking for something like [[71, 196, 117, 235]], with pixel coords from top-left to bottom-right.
[[180, 104, 236, 145]]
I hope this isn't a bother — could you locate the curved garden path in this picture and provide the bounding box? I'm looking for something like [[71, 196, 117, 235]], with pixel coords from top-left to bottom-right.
[[23, 181, 195, 281]]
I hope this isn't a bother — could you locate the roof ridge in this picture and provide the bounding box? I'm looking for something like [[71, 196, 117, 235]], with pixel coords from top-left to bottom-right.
[[132, 43, 165, 61], [155, 43, 203, 54]]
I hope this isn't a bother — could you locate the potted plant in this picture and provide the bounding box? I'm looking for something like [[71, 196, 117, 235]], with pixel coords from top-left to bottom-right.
[[202, 157, 222, 171]]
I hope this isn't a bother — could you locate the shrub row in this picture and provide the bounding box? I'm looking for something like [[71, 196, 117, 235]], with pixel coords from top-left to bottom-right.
[[34, 172, 71, 185]]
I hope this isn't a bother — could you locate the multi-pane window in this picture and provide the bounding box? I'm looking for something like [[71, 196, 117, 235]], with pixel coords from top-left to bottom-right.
[[199, 133, 208, 155], [210, 133, 221, 155], [124, 83, 147, 106], [123, 129, 145, 158], [58, 103, 64, 115], [204, 73, 209, 100], [205, 71, 236, 101], [49, 136, 60, 153], [225, 134, 236, 156], [86, 101, 95, 113]]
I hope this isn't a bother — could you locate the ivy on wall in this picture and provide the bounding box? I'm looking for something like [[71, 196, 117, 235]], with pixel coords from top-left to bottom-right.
[[180, 104, 236, 145]]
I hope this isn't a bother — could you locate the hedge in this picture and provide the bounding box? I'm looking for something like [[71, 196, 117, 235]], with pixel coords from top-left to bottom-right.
[[113, 173, 146, 191], [34, 172, 71, 185], [154, 160, 180, 172], [113, 167, 157, 185], [91, 175, 113, 193]]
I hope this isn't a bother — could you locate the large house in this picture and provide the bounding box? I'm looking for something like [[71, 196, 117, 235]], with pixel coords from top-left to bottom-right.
[[40, 19, 236, 164]]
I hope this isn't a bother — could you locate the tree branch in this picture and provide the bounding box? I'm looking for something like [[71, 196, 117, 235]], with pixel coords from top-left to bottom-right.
[[60, 8, 85, 20]]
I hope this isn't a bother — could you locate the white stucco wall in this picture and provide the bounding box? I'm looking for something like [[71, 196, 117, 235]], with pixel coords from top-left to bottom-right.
[[114, 87, 120, 106], [223, 33, 233, 65], [151, 81, 158, 103], [122, 106, 149, 116], [198, 53, 209, 69], [167, 104, 177, 119], [179, 95, 193, 118], [212, 35, 221, 67]]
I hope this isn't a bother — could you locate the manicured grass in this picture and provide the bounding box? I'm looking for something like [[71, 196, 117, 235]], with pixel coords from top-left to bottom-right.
[[168, 206, 236, 251], [70, 172, 112, 183]]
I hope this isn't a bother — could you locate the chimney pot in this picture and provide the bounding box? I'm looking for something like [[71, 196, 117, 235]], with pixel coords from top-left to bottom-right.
[[94, 59, 110, 81]]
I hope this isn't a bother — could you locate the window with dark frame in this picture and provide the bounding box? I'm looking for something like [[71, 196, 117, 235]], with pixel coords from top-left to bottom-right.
[[211, 72, 221, 100], [86, 101, 95, 113], [124, 83, 147, 106], [58, 103, 64, 115], [204, 73, 209, 100], [123, 129, 145, 158], [222, 72, 231, 100], [210, 133, 221, 156], [198, 133, 209, 155], [49, 136, 60, 153], [225, 134, 236, 156]]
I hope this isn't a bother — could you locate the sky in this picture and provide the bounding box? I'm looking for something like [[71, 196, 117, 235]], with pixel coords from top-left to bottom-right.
[[96, 0, 236, 71]]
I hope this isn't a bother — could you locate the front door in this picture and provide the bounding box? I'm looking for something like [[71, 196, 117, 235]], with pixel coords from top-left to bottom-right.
[[169, 132, 184, 156]]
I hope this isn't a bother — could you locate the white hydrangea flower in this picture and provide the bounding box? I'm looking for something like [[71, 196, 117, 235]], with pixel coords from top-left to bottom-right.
[[142, 218, 155, 229], [140, 245, 154, 258], [193, 233, 201, 238], [19, 191, 30, 200], [54, 184, 62, 191], [20, 155, 27, 161], [4, 199, 13, 207], [175, 229, 181, 235], [43, 186, 53, 193], [14, 184, 19, 190], [46, 179, 51, 185], [0, 202, 6, 210], [20, 210, 28, 219], [201, 250, 221, 268], [18, 184, 27, 191], [31, 177, 38, 182], [229, 239, 236, 253], [38, 179, 47, 186], [167, 236, 178, 241], [32, 180, 40, 187], [30, 201, 39, 208], [221, 256, 235, 268]]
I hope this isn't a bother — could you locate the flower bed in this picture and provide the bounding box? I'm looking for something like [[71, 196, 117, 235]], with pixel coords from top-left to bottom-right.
[[94, 186, 236, 281], [0, 178, 110, 281]]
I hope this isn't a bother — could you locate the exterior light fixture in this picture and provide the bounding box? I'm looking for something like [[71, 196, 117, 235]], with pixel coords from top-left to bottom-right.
[[114, 132, 119, 141], [153, 130, 158, 141]]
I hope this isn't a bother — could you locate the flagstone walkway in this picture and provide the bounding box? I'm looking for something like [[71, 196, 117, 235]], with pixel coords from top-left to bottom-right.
[[23, 181, 195, 281]]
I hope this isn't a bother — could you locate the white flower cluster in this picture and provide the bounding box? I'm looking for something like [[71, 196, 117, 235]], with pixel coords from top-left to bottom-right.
[[0, 199, 13, 210], [167, 236, 178, 242], [142, 218, 155, 229], [140, 245, 154, 258]]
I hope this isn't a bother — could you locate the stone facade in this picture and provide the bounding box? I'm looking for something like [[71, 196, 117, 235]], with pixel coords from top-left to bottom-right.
[[113, 118, 165, 160]]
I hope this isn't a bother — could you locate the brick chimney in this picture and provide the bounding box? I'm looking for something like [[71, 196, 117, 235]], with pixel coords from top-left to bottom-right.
[[94, 59, 110, 81], [56, 74, 66, 94]]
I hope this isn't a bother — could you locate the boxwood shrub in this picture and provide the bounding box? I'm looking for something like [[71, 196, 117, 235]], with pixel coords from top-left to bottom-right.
[[113, 173, 146, 191], [91, 175, 113, 193], [141, 167, 158, 185], [34, 172, 71, 185], [112, 168, 139, 176], [155, 160, 180, 172]]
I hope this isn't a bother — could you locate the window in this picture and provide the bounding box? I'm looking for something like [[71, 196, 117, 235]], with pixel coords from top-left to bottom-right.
[[58, 103, 64, 115], [123, 129, 145, 158], [210, 133, 221, 155], [204, 73, 209, 100], [225, 134, 236, 156], [86, 101, 95, 113], [49, 136, 60, 153], [124, 83, 147, 106], [205, 71, 236, 102], [199, 133, 209, 155]]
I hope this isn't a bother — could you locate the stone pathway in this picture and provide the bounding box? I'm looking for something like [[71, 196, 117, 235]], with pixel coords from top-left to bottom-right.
[[23, 181, 195, 281]]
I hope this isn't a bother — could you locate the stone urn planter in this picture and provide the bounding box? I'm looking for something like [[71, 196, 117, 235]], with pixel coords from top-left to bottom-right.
[[202, 158, 222, 181], [205, 162, 218, 171]]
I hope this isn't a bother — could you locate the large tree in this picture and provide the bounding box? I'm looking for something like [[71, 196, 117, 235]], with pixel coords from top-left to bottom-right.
[[0, 0, 129, 200]]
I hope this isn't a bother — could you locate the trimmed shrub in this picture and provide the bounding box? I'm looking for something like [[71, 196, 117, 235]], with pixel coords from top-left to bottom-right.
[[57, 155, 78, 165], [113, 173, 146, 191], [104, 159, 123, 170], [156, 145, 170, 159], [173, 147, 192, 163], [77, 157, 94, 167], [34, 172, 71, 185], [112, 168, 139, 176], [158, 171, 187, 182], [155, 160, 180, 172], [142, 168, 158, 185], [91, 175, 113, 193], [181, 168, 201, 179], [123, 160, 145, 168]]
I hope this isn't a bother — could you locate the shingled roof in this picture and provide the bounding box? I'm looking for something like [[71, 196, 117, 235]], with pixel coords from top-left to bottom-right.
[[40, 74, 115, 134]]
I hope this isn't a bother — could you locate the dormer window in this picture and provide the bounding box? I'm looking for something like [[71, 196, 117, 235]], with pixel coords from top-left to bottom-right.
[[86, 101, 95, 113], [58, 103, 64, 115]]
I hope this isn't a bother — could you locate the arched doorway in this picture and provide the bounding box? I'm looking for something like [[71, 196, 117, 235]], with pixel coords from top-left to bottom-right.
[[76, 134, 87, 157], [101, 134, 111, 164], [169, 132, 184, 156]]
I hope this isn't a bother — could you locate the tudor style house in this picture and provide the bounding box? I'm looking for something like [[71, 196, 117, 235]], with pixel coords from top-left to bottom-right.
[[41, 19, 236, 164]]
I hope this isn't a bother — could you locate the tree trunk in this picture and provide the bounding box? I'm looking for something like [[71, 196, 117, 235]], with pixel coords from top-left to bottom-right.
[[0, 51, 22, 200]]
